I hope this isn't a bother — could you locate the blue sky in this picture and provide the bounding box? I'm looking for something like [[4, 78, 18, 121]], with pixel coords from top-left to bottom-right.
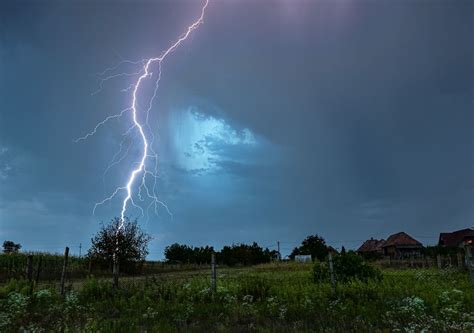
[[0, 0, 472, 258]]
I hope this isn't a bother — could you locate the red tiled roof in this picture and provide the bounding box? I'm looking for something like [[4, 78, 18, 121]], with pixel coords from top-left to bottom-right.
[[439, 228, 474, 247], [382, 232, 422, 248], [357, 239, 385, 252]]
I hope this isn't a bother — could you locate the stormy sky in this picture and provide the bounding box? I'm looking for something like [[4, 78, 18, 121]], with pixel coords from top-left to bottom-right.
[[0, 0, 472, 258]]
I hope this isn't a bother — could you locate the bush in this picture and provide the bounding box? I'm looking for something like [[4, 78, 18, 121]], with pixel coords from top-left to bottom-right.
[[313, 252, 382, 284]]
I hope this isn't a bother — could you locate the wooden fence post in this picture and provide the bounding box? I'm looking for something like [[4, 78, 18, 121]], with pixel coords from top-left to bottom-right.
[[437, 254, 442, 269], [113, 257, 119, 289], [35, 256, 42, 285], [457, 253, 463, 269], [328, 253, 336, 296], [26, 255, 33, 294], [88, 257, 92, 276], [26, 255, 33, 282], [211, 253, 217, 294], [466, 245, 474, 284], [60, 247, 69, 295]]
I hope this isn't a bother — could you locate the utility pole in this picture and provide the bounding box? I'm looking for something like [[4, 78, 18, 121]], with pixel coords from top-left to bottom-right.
[[79, 243, 82, 258]]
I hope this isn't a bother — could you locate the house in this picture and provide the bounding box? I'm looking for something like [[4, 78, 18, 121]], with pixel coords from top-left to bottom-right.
[[357, 238, 385, 256], [438, 228, 474, 249], [382, 232, 423, 259], [438, 228, 474, 265]]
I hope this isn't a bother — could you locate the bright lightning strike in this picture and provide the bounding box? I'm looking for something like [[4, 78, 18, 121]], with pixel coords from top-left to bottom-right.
[[76, 0, 210, 231]]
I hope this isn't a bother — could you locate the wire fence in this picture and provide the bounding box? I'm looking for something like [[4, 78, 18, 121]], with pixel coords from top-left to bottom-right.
[[1, 249, 473, 294]]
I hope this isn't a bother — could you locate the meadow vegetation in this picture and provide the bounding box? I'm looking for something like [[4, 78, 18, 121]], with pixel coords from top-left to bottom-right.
[[0, 261, 473, 332]]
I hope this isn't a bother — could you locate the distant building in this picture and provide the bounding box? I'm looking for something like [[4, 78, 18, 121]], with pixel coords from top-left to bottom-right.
[[327, 246, 339, 256], [382, 232, 423, 259], [438, 228, 474, 249], [439, 228, 474, 266], [294, 255, 312, 263], [357, 238, 385, 256]]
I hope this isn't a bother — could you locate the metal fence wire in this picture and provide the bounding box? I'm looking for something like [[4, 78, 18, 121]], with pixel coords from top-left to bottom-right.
[[1, 250, 473, 293]]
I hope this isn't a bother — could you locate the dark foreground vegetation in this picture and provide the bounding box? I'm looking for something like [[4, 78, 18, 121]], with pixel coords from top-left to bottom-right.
[[1, 262, 473, 332]]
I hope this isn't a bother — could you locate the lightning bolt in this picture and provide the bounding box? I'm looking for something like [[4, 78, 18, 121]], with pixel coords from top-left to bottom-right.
[[76, 1, 210, 232]]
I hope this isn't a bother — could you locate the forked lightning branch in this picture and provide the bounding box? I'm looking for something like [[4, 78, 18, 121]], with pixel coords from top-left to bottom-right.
[[75, 0, 210, 231]]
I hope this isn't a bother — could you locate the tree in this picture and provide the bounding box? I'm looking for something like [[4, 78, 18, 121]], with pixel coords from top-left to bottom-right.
[[164, 242, 275, 266], [164, 243, 194, 263], [88, 217, 151, 272], [3, 240, 21, 253], [290, 234, 328, 261], [218, 242, 274, 266], [164, 244, 215, 264]]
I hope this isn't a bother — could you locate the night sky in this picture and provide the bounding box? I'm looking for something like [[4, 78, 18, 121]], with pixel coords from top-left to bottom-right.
[[0, 0, 472, 259]]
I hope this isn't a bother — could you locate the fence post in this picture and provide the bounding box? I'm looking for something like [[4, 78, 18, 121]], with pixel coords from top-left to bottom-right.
[[466, 245, 474, 284], [60, 247, 69, 295], [457, 253, 463, 269], [26, 255, 33, 282], [328, 253, 336, 296], [113, 258, 119, 289], [26, 255, 33, 294], [88, 257, 92, 276], [437, 254, 442, 269], [211, 253, 217, 294], [35, 256, 42, 286]]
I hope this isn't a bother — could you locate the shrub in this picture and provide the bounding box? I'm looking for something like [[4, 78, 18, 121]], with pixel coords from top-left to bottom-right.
[[313, 252, 382, 284]]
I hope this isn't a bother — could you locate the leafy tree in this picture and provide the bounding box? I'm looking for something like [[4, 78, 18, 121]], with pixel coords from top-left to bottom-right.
[[2, 240, 21, 253], [192, 246, 215, 264], [164, 243, 193, 263], [88, 217, 151, 272], [164, 244, 215, 264], [219, 242, 275, 266], [164, 242, 276, 266], [290, 234, 328, 261]]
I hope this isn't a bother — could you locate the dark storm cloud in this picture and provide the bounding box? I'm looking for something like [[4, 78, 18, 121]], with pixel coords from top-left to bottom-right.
[[0, 0, 472, 257]]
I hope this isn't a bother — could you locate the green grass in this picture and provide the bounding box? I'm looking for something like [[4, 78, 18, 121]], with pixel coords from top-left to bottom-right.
[[0, 263, 473, 332]]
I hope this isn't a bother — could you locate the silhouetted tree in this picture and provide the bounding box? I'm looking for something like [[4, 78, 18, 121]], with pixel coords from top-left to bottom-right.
[[290, 234, 328, 261], [164, 244, 215, 264], [88, 217, 151, 272], [219, 242, 274, 266], [164, 242, 275, 266], [2, 240, 21, 253]]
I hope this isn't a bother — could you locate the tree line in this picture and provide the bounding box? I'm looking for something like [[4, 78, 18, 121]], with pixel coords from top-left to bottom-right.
[[6, 217, 463, 271], [164, 242, 280, 266]]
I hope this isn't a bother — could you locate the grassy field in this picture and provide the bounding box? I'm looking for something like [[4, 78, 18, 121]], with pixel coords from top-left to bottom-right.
[[0, 262, 473, 332]]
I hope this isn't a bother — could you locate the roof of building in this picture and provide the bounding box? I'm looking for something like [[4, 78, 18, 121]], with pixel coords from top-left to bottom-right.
[[357, 238, 385, 252], [439, 228, 474, 247], [382, 232, 422, 248], [327, 246, 339, 254]]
